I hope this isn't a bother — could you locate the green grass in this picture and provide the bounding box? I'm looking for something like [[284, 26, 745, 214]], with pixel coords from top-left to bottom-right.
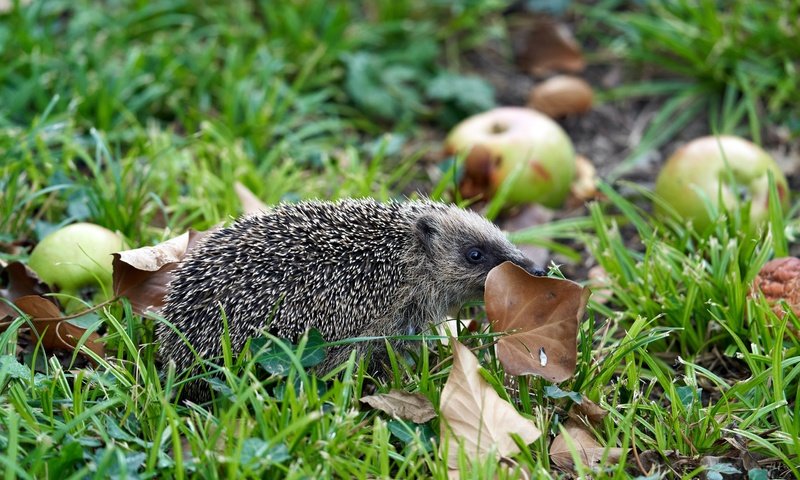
[[2, 0, 799, 478], [580, 0, 800, 180], [580, 181, 800, 477]]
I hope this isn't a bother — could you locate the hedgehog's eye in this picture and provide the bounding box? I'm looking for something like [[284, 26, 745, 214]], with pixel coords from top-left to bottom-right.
[[465, 247, 485, 264]]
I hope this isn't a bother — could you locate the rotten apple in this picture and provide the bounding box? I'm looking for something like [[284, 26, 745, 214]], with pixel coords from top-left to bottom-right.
[[446, 107, 576, 208]]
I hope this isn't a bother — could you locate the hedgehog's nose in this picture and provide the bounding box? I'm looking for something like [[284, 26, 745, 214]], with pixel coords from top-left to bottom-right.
[[512, 256, 547, 276], [528, 265, 547, 277]]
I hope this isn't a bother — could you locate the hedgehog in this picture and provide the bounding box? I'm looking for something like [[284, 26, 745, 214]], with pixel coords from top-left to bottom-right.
[[157, 199, 543, 401]]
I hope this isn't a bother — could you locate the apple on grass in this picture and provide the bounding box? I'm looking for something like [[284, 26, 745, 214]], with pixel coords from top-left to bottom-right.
[[654, 135, 789, 232], [445, 107, 576, 208], [28, 223, 128, 312]]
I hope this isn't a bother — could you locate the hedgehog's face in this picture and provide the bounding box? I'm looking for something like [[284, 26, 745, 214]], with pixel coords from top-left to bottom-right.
[[414, 208, 544, 307]]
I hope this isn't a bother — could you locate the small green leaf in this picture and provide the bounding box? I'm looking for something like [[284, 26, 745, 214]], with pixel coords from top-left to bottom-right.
[[105, 417, 137, 442], [748, 468, 769, 480], [707, 462, 741, 479], [241, 438, 291, 467], [45, 441, 84, 477], [0, 355, 30, 380], [251, 330, 326, 376], [206, 377, 234, 397], [343, 52, 424, 122], [387, 420, 435, 453], [675, 385, 700, 407], [426, 72, 495, 114], [543, 385, 583, 403]]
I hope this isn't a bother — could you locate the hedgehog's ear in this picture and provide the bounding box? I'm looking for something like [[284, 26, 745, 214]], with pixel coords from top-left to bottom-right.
[[415, 215, 437, 255]]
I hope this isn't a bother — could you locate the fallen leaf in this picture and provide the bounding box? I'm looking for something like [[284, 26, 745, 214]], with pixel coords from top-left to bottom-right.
[[570, 397, 607, 425], [437, 318, 478, 345], [448, 457, 530, 480], [235, 182, 268, 216], [11, 295, 104, 361], [722, 436, 761, 472], [12, 294, 61, 319], [112, 229, 212, 315], [360, 390, 436, 424], [0, 262, 55, 320], [509, 17, 585, 76], [528, 75, 593, 118], [550, 420, 625, 470], [485, 262, 590, 381], [440, 340, 541, 468]]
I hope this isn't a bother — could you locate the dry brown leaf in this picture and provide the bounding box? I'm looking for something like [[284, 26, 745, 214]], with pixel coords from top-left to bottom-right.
[[570, 397, 607, 425], [510, 17, 585, 76], [440, 340, 541, 468], [235, 182, 268, 216], [550, 420, 625, 470], [0, 300, 13, 323], [448, 458, 530, 480], [528, 75, 593, 118], [360, 390, 436, 424], [0, 261, 54, 320], [485, 262, 589, 381], [112, 229, 212, 315], [12, 295, 104, 360], [437, 318, 479, 345]]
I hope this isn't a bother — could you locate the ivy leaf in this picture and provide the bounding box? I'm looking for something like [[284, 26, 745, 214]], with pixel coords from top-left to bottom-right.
[[343, 52, 424, 122], [544, 384, 583, 403], [0, 355, 30, 380], [426, 72, 496, 114], [250, 329, 326, 376]]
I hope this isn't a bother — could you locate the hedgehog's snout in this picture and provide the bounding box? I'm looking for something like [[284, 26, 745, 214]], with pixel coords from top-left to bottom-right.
[[527, 264, 547, 277], [509, 254, 546, 277]]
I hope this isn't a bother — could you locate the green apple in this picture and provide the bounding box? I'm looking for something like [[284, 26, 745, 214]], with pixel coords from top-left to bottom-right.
[[654, 135, 789, 232], [445, 107, 576, 208], [28, 223, 128, 311]]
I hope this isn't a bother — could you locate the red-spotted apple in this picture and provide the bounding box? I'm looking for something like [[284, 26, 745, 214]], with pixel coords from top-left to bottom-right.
[[446, 107, 576, 208]]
